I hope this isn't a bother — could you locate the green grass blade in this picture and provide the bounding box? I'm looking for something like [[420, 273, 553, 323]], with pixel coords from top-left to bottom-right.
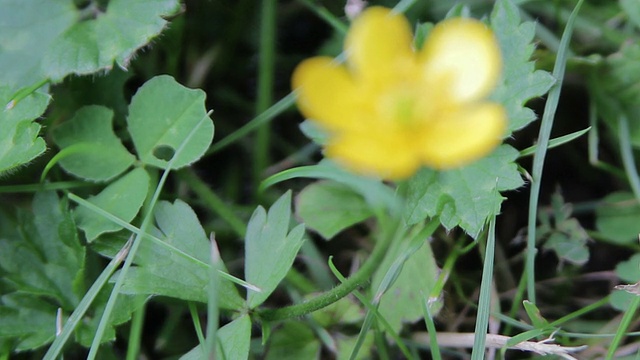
[[606, 296, 640, 359], [471, 215, 497, 360], [298, 0, 348, 34], [518, 127, 591, 157], [43, 238, 133, 360], [421, 297, 442, 360], [525, 0, 584, 303], [207, 92, 296, 155]]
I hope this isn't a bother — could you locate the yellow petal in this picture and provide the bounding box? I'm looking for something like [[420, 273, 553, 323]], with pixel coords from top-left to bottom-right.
[[292, 57, 359, 131], [325, 130, 420, 180], [418, 103, 506, 169], [345, 7, 415, 86], [420, 18, 501, 103]]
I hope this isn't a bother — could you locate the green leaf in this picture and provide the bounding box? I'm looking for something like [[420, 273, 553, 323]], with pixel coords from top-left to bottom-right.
[[523, 300, 549, 329], [265, 322, 320, 360], [0, 87, 50, 175], [245, 191, 306, 309], [621, 0, 640, 29], [128, 75, 214, 170], [490, 0, 556, 132], [296, 180, 373, 240], [0, 0, 180, 90], [180, 315, 252, 360], [75, 167, 150, 241], [595, 192, 640, 245], [0, 192, 84, 350], [371, 237, 439, 333], [590, 43, 640, 146], [402, 145, 524, 238], [52, 105, 136, 181], [114, 200, 244, 310], [611, 254, 640, 311]]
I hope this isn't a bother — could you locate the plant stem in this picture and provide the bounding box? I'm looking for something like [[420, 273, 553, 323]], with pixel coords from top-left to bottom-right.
[[257, 219, 439, 322]]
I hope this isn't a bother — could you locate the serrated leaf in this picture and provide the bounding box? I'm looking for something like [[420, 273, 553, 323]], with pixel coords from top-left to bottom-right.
[[115, 200, 243, 310], [0, 87, 50, 174], [180, 315, 251, 360], [0, 0, 180, 90], [128, 75, 214, 169], [595, 192, 640, 245], [402, 145, 524, 238], [52, 105, 136, 181], [490, 0, 556, 132], [296, 180, 373, 240], [245, 191, 306, 308], [75, 167, 150, 241], [0, 192, 84, 350], [372, 238, 439, 333]]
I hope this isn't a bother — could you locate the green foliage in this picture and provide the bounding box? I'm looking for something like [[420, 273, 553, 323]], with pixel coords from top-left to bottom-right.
[[111, 199, 244, 309], [245, 191, 306, 308], [490, 0, 556, 132], [402, 145, 523, 238], [0, 87, 50, 175], [596, 192, 640, 245], [0, 0, 180, 91], [180, 315, 251, 360], [296, 180, 373, 239], [75, 168, 150, 241], [51, 106, 136, 181], [128, 75, 214, 170]]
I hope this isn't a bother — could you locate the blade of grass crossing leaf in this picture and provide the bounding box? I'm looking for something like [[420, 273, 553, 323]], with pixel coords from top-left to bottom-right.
[[525, 0, 584, 304], [254, 0, 276, 190], [87, 112, 212, 359], [421, 297, 442, 360], [43, 238, 133, 360], [67, 193, 260, 292], [606, 296, 640, 359], [207, 92, 296, 155], [471, 216, 497, 360], [188, 302, 206, 347], [518, 127, 591, 157]]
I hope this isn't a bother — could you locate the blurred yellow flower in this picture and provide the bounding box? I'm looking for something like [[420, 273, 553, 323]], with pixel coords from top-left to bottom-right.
[[292, 7, 506, 179]]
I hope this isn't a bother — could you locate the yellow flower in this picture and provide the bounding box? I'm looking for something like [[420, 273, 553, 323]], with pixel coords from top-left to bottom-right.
[[292, 7, 506, 180]]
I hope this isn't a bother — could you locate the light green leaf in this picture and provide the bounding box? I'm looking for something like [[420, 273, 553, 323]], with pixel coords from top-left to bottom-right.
[[75, 167, 150, 241], [611, 254, 640, 311], [52, 105, 136, 181], [372, 238, 439, 333], [115, 200, 244, 310], [128, 75, 214, 169], [180, 315, 251, 360], [0, 87, 50, 175], [595, 192, 640, 245], [490, 0, 556, 132], [246, 191, 306, 309], [296, 180, 373, 240], [0, 192, 84, 350], [402, 145, 524, 238], [0, 0, 180, 90]]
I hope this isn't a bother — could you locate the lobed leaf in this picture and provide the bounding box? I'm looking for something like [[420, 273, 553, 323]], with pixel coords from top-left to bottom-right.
[[245, 191, 306, 309], [0, 87, 50, 174], [490, 0, 556, 133], [402, 145, 523, 238]]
